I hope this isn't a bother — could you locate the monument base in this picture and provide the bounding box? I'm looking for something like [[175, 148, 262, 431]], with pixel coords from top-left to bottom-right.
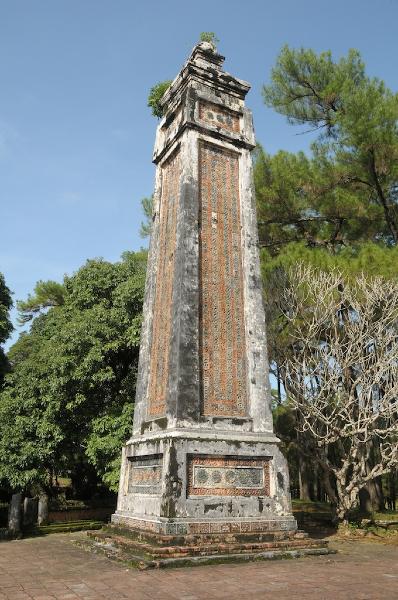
[[114, 431, 298, 529], [110, 513, 297, 536], [82, 522, 333, 569]]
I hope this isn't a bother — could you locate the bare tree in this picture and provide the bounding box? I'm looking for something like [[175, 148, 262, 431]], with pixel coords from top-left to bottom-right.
[[281, 264, 398, 524]]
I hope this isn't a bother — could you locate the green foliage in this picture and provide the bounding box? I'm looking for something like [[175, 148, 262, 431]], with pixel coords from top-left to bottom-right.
[[261, 46, 398, 245], [199, 32, 219, 49], [139, 195, 154, 239], [0, 273, 13, 386], [261, 241, 398, 282], [263, 46, 365, 131], [0, 251, 147, 492], [254, 144, 385, 254], [0, 273, 12, 344], [17, 280, 65, 324], [147, 80, 172, 118], [86, 402, 133, 491]]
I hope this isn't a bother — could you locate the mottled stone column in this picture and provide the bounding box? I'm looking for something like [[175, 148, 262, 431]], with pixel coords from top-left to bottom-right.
[[8, 493, 22, 536], [23, 497, 38, 528], [37, 494, 49, 526], [113, 42, 297, 536]]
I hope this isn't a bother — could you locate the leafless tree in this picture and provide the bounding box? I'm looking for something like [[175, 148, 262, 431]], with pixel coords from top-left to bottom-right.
[[281, 264, 398, 523]]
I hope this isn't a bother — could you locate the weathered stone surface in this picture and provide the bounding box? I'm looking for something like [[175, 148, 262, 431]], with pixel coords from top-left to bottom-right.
[[8, 492, 22, 534], [84, 526, 331, 569], [38, 494, 49, 526], [113, 42, 303, 552], [23, 497, 38, 527]]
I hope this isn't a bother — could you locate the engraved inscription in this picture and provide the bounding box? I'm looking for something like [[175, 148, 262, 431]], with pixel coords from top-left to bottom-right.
[[128, 455, 163, 494], [148, 150, 181, 417], [188, 456, 270, 497], [199, 143, 248, 416], [199, 101, 240, 133]]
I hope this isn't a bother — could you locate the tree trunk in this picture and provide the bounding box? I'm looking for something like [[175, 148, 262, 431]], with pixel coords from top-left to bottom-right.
[[371, 476, 384, 511], [276, 364, 282, 405], [389, 470, 396, 511], [359, 478, 384, 513], [359, 486, 373, 514], [298, 456, 311, 501]]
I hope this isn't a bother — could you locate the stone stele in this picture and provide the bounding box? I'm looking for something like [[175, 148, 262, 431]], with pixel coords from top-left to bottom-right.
[[111, 42, 329, 562]]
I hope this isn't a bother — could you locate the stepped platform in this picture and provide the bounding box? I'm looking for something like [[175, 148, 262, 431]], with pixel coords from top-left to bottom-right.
[[76, 524, 334, 569]]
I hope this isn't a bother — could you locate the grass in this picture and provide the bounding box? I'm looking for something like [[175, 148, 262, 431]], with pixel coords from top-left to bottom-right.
[[292, 499, 331, 513], [372, 509, 398, 521], [24, 520, 105, 537], [292, 499, 398, 520]]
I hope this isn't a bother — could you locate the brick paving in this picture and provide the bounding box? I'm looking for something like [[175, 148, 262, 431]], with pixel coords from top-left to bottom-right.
[[0, 533, 397, 599]]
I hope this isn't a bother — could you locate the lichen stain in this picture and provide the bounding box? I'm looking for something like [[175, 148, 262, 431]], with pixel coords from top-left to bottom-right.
[[160, 442, 182, 518]]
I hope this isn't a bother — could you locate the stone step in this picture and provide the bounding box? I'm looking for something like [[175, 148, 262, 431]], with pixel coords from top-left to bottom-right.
[[86, 530, 328, 561], [77, 533, 334, 570], [103, 523, 309, 547]]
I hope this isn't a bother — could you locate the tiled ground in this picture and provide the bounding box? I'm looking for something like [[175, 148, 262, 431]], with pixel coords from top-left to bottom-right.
[[0, 532, 397, 599]]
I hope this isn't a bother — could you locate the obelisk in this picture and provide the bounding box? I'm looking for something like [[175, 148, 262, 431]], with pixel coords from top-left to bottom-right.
[[113, 41, 297, 539]]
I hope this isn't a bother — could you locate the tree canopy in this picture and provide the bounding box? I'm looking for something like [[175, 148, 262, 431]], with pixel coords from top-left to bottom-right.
[[257, 46, 398, 252], [0, 251, 146, 492], [257, 47, 398, 514], [0, 273, 13, 386]]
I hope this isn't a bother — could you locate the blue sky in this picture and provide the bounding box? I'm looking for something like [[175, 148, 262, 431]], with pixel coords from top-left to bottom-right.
[[1, 0, 398, 348]]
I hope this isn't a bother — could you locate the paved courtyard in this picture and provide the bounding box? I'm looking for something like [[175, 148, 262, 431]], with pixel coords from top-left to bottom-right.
[[0, 532, 397, 599]]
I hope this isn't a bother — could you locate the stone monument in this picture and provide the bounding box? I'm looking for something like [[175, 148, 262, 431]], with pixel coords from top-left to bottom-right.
[[110, 42, 328, 563]]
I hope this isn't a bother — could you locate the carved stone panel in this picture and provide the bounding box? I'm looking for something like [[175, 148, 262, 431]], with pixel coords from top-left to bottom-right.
[[188, 456, 270, 497], [199, 100, 240, 134], [199, 142, 248, 416], [128, 455, 163, 495], [147, 149, 181, 417]]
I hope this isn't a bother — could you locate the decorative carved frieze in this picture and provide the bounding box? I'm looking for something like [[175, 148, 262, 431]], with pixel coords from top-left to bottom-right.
[[187, 455, 270, 497], [147, 149, 181, 417], [199, 100, 240, 134], [128, 455, 163, 495], [199, 142, 248, 416]]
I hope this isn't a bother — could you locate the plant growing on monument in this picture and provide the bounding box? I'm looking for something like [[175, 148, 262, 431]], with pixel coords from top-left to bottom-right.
[[147, 80, 172, 118], [147, 34, 219, 119], [279, 264, 398, 524], [199, 32, 219, 49]]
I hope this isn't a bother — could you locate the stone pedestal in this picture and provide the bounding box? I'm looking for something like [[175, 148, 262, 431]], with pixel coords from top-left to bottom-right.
[[112, 42, 328, 560]]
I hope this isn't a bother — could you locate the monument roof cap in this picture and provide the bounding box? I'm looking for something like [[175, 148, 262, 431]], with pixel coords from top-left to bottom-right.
[[188, 41, 226, 70], [160, 43, 251, 111]]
